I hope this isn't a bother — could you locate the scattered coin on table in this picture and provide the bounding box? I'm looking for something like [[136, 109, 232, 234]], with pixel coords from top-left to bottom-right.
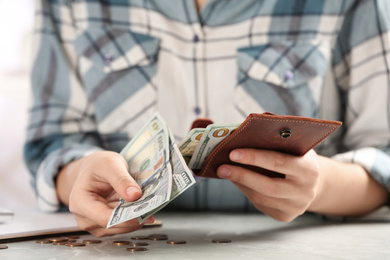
[[49, 237, 68, 243], [83, 239, 102, 244], [36, 239, 52, 244], [148, 234, 168, 241], [112, 241, 131, 246], [127, 247, 148, 252], [131, 235, 149, 240], [148, 233, 168, 237], [167, 240, 186, 245], [212, 239, 232, 243], [143, 220, 163, 227], [0, 245, 8, 250], [66, 242, 86, 247]]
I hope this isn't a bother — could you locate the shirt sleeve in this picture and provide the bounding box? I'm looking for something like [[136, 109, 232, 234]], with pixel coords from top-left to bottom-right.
[[332, 0, 390, 194], [24, 0, 103, 212]]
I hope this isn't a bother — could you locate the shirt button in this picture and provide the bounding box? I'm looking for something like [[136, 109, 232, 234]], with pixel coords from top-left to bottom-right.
[[194, 107, 201, 115], [104, 52, 114, 65], [283, 70, 294, 81], [193, 35, 199, 43]]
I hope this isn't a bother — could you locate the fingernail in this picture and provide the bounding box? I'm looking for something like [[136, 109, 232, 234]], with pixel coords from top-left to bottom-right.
[[230, 150, 243, 161], [217, 166, 231, 178], [126, 186, 141, 197]]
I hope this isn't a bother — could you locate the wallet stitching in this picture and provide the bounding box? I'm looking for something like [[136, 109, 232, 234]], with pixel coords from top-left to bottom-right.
[[200, 117, 338, 176]]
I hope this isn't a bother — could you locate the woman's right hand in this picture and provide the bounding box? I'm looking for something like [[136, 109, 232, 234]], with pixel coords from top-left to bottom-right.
[[56, 151, 154, 237]]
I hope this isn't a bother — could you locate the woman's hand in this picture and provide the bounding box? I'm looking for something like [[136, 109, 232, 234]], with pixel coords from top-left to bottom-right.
[[216, 149, 321, 222], [56, 151, 154, 237]]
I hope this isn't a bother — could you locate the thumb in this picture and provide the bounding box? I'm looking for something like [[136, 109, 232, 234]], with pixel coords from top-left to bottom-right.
[[104, 154, 142, 202], [124, 185, 143, 202]]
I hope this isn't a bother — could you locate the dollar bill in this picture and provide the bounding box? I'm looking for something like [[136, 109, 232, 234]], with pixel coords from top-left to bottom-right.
[[108, 112, 242, 228], [178, 128, 205, 156], [121, 113, 167, 161], [178, 128, 205, 164], [137, 130, 196, 223], [107, 113, 172, 228], [188, 123, 239, 170]]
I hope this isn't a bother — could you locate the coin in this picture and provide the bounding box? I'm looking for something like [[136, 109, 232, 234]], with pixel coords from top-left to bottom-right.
[[36, 239, 52, 244], [149, 233, 167, 237], [112, 241, 131, 246], [212, 239, 232, 243], [0, 245, 8, 250], [167, 240, 186, 245], [66, 242, 86, 247], [143, 220, 163, 227], [129, 242, 149, 247], [83, 239, 102, 244], [66, 239, 77, 242], [49, 237, 68, 242], [148, 234, 168, 241], [126, 247, 147, 252], [131, 235, 149, 240]]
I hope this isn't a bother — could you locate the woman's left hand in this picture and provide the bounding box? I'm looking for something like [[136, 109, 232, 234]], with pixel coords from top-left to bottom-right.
[[216, 148, 321, 222]]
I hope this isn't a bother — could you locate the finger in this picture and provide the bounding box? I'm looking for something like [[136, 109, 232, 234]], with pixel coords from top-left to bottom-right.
[[70, 190, 119, 228], [235, 183, 306, 222], [235, 182, 287, 210], [89, 226, 140, 237], [72, 192, 155, 233], [83, 221, 144, 237], [229, 149, 316, 178], [70, 153, 143, 229], [106, 154, 143, 202], [235, 182, 304, 212], [253, 204, 299, 223], [92, 153, 142, 202], [216, 164, 291, 199], [74, 213, 145, 237]]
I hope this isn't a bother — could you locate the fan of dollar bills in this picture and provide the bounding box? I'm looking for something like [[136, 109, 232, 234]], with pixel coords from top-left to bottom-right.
[[107, 112, 239, 228]]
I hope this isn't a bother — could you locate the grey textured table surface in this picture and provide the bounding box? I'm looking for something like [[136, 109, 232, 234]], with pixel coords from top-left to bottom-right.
[[1, 210, 390, 260]]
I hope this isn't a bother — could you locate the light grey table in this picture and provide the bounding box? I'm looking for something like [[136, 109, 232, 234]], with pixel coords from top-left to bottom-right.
[[1, 210, 390, 260]]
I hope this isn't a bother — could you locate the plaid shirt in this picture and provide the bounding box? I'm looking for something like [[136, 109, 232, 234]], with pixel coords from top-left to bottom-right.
[[26, 0, 390, 212]]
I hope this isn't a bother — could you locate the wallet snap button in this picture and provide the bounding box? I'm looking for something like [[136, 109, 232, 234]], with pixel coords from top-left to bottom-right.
[[279, 129, 292, 139]]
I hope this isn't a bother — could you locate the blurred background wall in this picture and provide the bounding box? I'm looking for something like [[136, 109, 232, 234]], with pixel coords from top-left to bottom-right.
[[0, 0, 37, 209]]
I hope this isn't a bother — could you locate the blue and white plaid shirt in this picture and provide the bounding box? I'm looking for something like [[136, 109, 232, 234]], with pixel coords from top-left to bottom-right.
[[26, 0, 390, 212]]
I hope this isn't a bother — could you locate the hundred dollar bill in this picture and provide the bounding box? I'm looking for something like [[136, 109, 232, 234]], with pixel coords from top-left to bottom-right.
[[188, 123, 239, 170], [107, 113, 172, 228], [178, 128, 205, 163], [137, 131, 196, 223], [121, 113, 168, 161], [178, 128, 205, 156]]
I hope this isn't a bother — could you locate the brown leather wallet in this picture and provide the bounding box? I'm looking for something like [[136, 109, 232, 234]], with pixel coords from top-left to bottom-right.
[[193, 112, 342, 179]]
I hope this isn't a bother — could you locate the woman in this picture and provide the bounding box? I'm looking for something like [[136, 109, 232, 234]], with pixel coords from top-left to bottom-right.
[[25, 0, 390, 236]]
